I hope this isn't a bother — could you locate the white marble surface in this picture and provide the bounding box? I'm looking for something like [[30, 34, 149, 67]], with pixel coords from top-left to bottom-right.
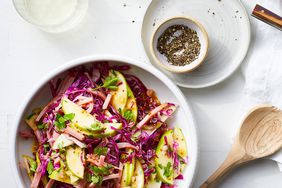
[[1, 0, 282, 187]]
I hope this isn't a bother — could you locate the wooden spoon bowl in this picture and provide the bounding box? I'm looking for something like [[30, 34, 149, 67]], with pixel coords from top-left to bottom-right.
[[200, 105, 282, 188]]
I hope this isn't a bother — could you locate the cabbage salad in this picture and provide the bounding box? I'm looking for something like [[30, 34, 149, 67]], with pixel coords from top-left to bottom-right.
[[20, 62, 188, 188]]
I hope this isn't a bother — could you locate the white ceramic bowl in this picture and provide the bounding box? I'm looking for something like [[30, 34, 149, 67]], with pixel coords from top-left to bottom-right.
[[10, 55, 198, 188], [151, 16, 209, 73]]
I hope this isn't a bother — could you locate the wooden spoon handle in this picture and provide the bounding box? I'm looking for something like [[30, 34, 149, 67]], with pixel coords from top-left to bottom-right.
[[200, 148, 251, 188]]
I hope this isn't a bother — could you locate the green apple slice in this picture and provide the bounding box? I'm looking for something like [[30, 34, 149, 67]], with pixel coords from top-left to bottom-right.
[[69, 122, 122, 138], [131, 159, 144, 188], [52, 134, 74, 150], [155, 130, 174, 185], [49, 169, 77, 185], [62, 97, 104, 132], [173, 127, 188, 177], [173, 127, 187, 159], [66, 146, 84, 179], [121, 150, 135, 187], [109, 70, 128, 113], [145, 173, 162, 188], [123, 84, 138, 123], [62, 97, 120, 134]]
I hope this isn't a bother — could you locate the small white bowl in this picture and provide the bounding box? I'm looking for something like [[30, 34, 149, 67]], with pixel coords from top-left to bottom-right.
[[150, 16, 209, 73]]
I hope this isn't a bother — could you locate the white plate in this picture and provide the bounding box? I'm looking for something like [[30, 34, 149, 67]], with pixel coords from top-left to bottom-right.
[[10, 55, 198, 188], [142, 0, 251, 88]]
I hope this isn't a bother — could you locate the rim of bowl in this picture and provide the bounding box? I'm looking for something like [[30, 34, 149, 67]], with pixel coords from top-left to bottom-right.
[[10, 55, 199, 188], [150, 16, 209, 74]]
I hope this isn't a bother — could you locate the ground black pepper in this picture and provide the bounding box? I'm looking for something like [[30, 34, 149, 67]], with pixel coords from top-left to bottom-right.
[[157, 24, 201, 66]]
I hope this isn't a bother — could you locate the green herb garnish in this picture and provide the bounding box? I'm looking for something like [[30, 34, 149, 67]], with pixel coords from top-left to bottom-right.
[[163, 162, 172, 177], [93, 71, 119, 91], [123, 109, 134, 121], [94, 147, 108, 156], [37, 123, 48, 130], [47, 161, 54, 175], [28, 158, 37, 173], [91, 175, 103, 185], [54, 113, 75, 130]]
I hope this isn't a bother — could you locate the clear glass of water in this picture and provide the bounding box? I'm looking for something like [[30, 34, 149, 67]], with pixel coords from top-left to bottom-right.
[[13, 0, 88, 33]]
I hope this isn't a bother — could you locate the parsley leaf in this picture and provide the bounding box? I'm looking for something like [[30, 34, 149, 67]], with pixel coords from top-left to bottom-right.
[[37, 123, 47, 130], [93, 72, 119, 91], [91, 175, 103, 185], [163, 162, 172, 178], [47, 161, 54, 175], [54, 113, 75, 130], [94, 147, 108, 156], [28, 158, 37, 173], [123, 109, 134, 121]]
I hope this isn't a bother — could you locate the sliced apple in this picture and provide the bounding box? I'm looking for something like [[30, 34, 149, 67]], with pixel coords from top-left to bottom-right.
[[62, 97, 122, 136], [145, 173, 162, 188], [109, 70, 128, 113], [66, 146, 84, 179], [173, 127, 188, 177], [70, 122, 122, 138], [131, 159, 144, 188], [49, 168, 78, 185], [174, 127, 187, 159], [121, 150, 135, 187], [62, 97, 105, 132], [52, 134, 74, 150], [155, 130, 174, 185], [123, 84, 138, 123], [25, 114, 38, 131]]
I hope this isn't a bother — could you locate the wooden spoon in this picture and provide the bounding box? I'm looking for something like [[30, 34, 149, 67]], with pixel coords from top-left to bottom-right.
[[200, 105, 282, 188]]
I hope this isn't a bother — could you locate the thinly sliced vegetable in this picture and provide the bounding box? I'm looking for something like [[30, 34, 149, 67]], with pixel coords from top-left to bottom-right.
[[109, 70, 128, 113], [62, 98, 104, 132], [123, 85, 138, 123], [52, 134, 74, 150], [121, 150, 135, 187], [131, 159, 144, 188], [155, 130, 174, 185], [25, 114, 38, 131], [70, 122, 122, 138], [174, 127, 187, 159], [66, 146, 85, 179], [173, 127, 188, 178], [145, 173, 162, 188], [49, 169, 78, 185]]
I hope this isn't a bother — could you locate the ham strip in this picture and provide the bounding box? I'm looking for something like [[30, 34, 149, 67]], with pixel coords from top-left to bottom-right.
[[45, 179, 55, 188], [102, 94, 112, 110], [66, 135, 86, 148], [117, 142, 138, 150], [136, 103, 168, 129], [30, 165, 41, 188], [64, 126, 85, 141], [102, 173, 120, 181]]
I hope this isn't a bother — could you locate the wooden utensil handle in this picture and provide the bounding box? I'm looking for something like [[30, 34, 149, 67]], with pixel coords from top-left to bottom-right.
[[200, 148, 251, 188], [252, 4, 282, 30]]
